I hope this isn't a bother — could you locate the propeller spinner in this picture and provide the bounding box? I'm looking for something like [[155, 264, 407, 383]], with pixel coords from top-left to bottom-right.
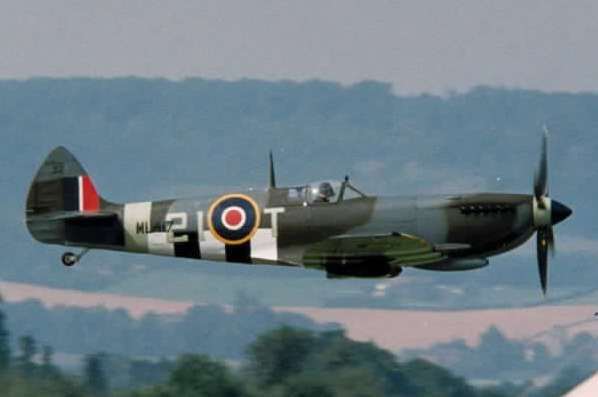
[[532, 129, 572, 295]]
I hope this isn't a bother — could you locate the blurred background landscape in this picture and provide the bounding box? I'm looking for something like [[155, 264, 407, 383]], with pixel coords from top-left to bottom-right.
[[0, 78, 596, 395]]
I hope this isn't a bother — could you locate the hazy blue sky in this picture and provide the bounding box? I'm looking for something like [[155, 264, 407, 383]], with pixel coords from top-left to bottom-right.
[[1, 0, 597, 94]]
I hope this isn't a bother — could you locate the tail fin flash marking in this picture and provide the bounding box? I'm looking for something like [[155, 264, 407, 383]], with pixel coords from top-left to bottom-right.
[[63, 177, 80, 211], [80, 176, 100, 212]]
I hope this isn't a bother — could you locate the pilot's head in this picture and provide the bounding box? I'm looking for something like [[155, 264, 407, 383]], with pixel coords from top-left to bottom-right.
[[318, 182, 335, 201]]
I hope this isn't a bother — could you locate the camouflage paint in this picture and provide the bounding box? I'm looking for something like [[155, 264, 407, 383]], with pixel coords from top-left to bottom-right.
[[26, 147, 543, 278]]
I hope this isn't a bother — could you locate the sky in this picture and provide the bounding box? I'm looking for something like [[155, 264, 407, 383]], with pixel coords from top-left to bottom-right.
[[1, 0, 597, 94]]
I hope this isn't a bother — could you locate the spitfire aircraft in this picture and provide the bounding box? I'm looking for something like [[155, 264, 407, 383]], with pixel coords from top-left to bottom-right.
[[26, 134, 571, 294]]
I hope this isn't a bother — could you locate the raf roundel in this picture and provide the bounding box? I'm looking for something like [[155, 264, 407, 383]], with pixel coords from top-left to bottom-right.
[[221, 206, 246, 230], [207, 194, 261, 245]]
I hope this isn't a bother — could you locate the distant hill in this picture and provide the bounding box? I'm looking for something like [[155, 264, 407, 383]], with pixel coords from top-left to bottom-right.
[[2, 78, 596, 308]]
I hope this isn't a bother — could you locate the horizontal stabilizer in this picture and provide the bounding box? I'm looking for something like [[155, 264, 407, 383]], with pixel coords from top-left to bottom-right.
[[28, 211, 118, 222]]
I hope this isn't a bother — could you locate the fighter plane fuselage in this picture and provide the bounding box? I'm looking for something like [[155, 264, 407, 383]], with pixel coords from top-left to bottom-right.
[[25, 146, 571, 286]]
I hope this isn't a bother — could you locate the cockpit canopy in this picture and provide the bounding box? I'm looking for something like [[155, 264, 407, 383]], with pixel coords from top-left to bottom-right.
[[282, 179, 366, 206]]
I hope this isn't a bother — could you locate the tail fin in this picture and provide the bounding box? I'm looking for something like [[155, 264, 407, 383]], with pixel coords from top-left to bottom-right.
[[26, 147, 119, 246], [26, 146, 103, 216]]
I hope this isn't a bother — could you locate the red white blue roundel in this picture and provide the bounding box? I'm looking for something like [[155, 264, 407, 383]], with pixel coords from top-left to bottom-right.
[[207, 194, 261, 245]]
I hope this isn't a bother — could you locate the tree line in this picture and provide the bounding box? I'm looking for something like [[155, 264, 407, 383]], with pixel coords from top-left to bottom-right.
[[403, 325, 598, 383], [2, 295, 338, 359], [0, 301, 590, 397]]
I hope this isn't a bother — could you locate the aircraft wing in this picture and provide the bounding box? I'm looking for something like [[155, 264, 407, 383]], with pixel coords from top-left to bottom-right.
[[305, 232, 447, 268]]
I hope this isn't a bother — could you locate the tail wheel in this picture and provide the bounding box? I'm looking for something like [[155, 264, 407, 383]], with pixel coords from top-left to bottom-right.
[[61, 252, 77, 267]]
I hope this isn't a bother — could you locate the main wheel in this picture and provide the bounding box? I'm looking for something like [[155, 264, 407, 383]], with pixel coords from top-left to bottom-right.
[[61, 252, 77, 267]]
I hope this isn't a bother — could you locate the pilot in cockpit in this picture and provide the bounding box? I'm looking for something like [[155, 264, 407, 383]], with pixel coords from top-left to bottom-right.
[[315, 182, 335, 203]]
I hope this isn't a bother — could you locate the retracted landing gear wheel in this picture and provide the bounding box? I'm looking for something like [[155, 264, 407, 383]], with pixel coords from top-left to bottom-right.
[[388, 266, 403, 278], [61, 252, 77, 267]]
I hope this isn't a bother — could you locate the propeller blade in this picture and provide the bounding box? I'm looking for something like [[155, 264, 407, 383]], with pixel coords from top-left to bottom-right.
[[547, 226, 555, 257], [537, 228, 549, 295], [534, 129, 549, 201]]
